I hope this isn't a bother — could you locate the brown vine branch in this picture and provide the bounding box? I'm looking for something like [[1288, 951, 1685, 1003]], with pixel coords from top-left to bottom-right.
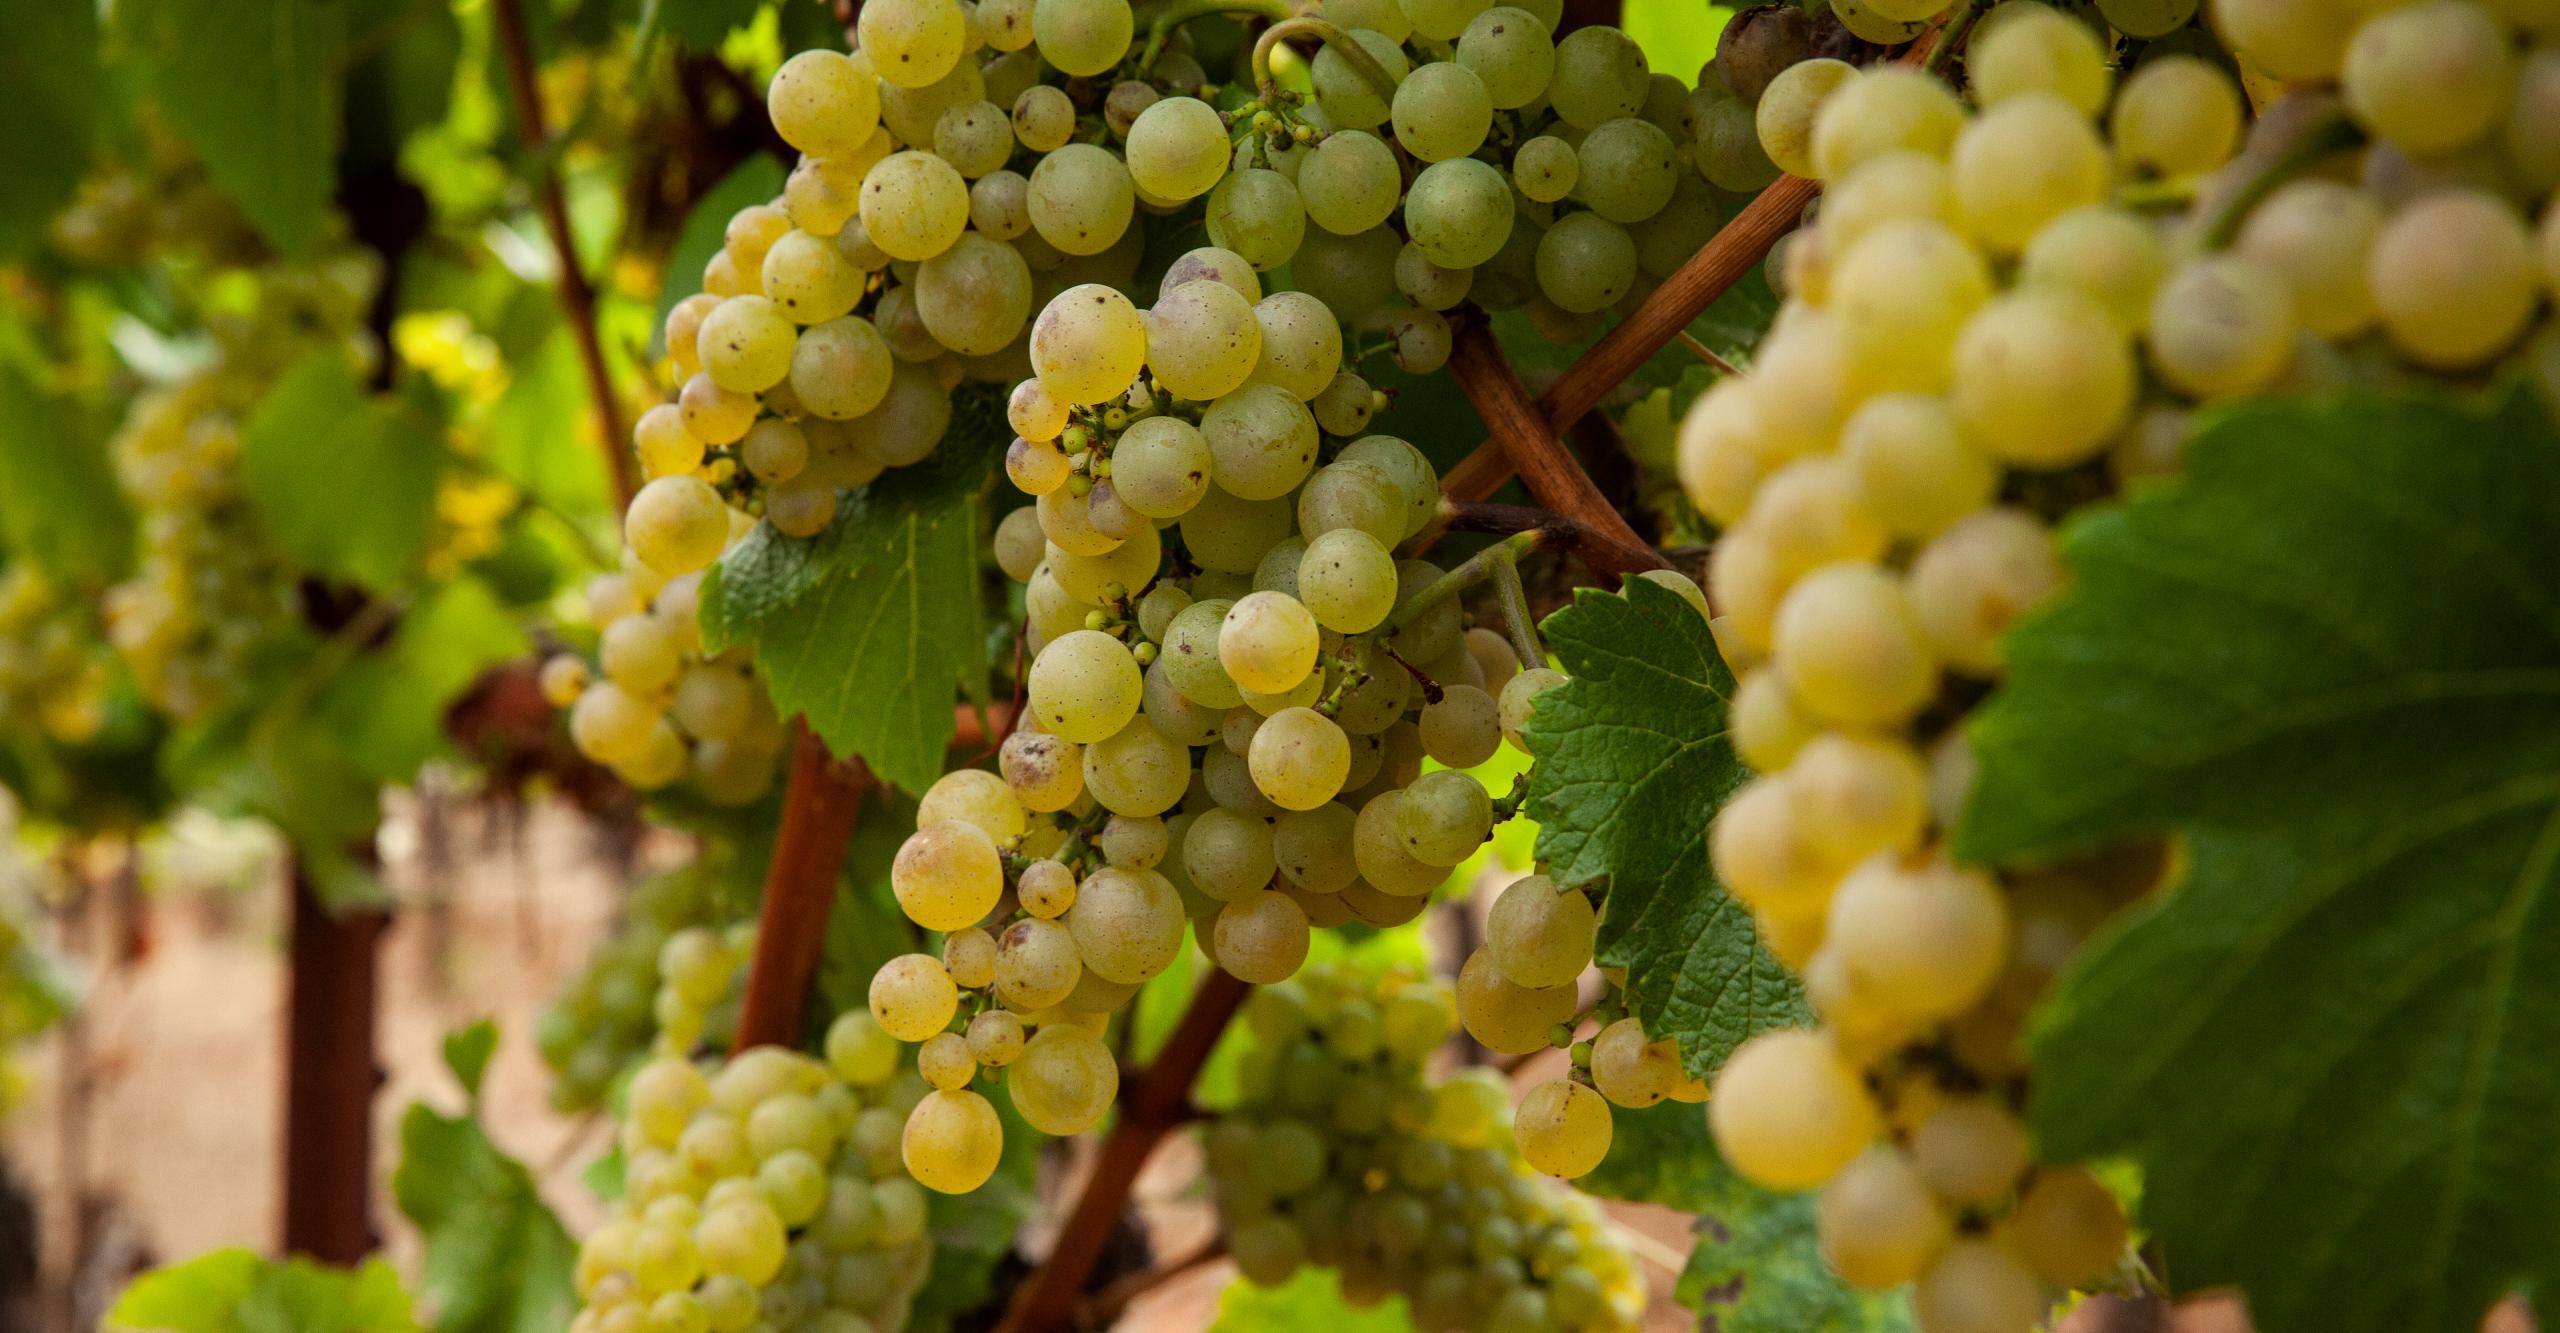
[[492, 0, 639, 512], [1445, 325, 1672, 578], [1076, 1238, 1229, 1327], [1429, 175, 1821, 521], [997, 968, 1253, 1333], [731, 723, 872, 1052]]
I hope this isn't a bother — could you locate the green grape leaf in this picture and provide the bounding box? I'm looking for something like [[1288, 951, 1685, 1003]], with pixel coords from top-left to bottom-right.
[[657, 0, 765, 50], [122, 0, 346, 255], [441, 1020, 499, 1102], [0, 368, 134, 584], [392, 1093, 578, 1333], [107, 1248, 418, 1333], [483, 326, 611, 516], [1210, 1267, 1415, 1333], [241, 357, 444, 592], [654, 157, 788, 349], [0, 0, 99, 260], [1956, 389, 2560, 1333], [323, 576, 529, 783], [1522, 577, 1807, 1078], [1581, 1103, 1912, 1333]]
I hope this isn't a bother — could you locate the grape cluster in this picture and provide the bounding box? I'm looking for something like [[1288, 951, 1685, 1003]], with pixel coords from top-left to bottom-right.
[[548, 554, 794, 802], [571, 1018, 938, 1333], [0, 566, 114, 747], [96, 252, 379, 723], [538, 864, 751, 1109], [1683, 0, 2560, 1326], [1206, 964, 1647, 1332]]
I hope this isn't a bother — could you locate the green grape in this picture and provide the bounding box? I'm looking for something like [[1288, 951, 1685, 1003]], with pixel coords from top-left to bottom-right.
[[769, 49, 883, 156], [2504, 48, 2560, 195], [857, 361, 954, 467], [1010, 1024, 1120, 1133], [1412, 682, 1495, 768], [1298, 131, 1402, 236], [1012, 84, 1077, 152], [824, 1009, 902, 1086], [1808, 66, 1962, 184], [869, 954, 959, 1042], [1082, 715, 1191, 816], [1404, 158, 1514, 268], [1110, 415, 1213, 517], [1005, 437, 1071, 498], [860, 151, 971, 261], [695, 1198, 789, 1285], [1911, 1241, 2043, 1333], [1549, 26, 1649, 129], [1029, 282, 1146, 405], [966, 1010, 1028, 1068], [1708, 1029, 1879, 1190], [1951, 288, 2132, 468], [1695, 92, 1781, 193], [2093, 0, 2195, 33], [1335, 435, 1436, 539], [1830, 219, 1990, 392], [1816, 1146, 1951, 1289], [1028, 143, 1137, 256], [2143, 254, 2296, 398], [1312, 30, 1411, 130], [1395, 769, 1491, 867], [1126, 96, 1231, 200], [2343, 1, 2511, 155], [1573, 118, 1677, 223], [933, 100, 1016, 177], [1248, 706, 1352, 811], [2230, 180, 2379, 339], [1032, 0, 1134, 76], [1287, 224, 1403, 324], [760, 230, 863, 324], [969, 168, 1032, 240], [625, 476, 730, 576], [1159, 245, 1264, 302], [1456, 7, 1554, 108], [860, 0, 967, 87], [995, 917, 1082, 1009], [1514, 1079, 1610, 1179], [918, 1030, 978, 1089], [1161, 597, 1244, 707], [1388, 308, 1452, 374], [2365, 189, 2538, 370], [1231, 1215, 1310, 1285], [1181, 487, 1295, 575], [902, 1088, 1002, 1194], [1027, 629, 1144, 741], [1068, 865, 1186, 982], [1325, 0, 1413, 38], [1393, 62, 1495, 163], [1949, 93, 2106, 254], [1395, 242, 1474, 311], [1145, 660, 1227, 746], [1834, 394, 1990, 544], [2010, 1167, 2129, 1286], [2108, 55, 2242, 180], [695, 295, 794, 392], [891, 821, 1003, 931], [1206, 168, 1308, 271], [734, 418, 806, 488], [912, 232, 1032, 355], [1969, 5, 2108, 114], [1827, 853, 2008, 1022], [1218, 591, 1320, 694], [1297, 529, 1399, 634], [1533, 211, 1638, 315], [1295, 457, 1399, 544], [1274, 802, 1360, 893], [1105, 78, 1161, 138], [1252, 535, 1308, 599], [1145, 278, 1262, 400], [2013, 205, 2167, 337], [1201, 382, 1319, 499], [1908, 508, 2061, 675], [1346, 792, 1442, 896], [1453, 949, 1573, 1054], [1589, 1016, 1685, 1109], [1247, 291, 1342, 401], [1215, 891, 1313, 983], [1626, 170, 1718, 278], [1511, 135, 1578, 204], [1008, 377, 1069, 443], [1496, 665, 1564, 752], [1183, 806, 1280, 901]]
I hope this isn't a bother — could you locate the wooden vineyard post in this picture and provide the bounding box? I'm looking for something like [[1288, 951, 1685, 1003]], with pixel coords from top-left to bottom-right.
[[280, 859, 388, 1263]]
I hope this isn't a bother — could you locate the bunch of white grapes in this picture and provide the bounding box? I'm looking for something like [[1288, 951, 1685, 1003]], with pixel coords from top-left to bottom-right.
[[1207, 963, 1648, 1332], [0, 565, 114, 747], [1680, 1, 2560, 1328], [97, 252, 380, 724], [538, 864, 750, 1110], [572, 1019, 939, 1333], [547, 553, 793, 802]]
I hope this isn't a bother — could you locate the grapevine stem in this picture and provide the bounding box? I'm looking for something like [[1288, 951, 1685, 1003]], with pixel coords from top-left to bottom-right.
[[1132, 0, 1294, 73], [1251, 16, 1400, 103], [1387, 528, 1549, 635], [1920, 0, 1989, 76], [1445, 325, 1671, 578], [491, 0, 637, 512], [1489, 552, 1545, 669], [2197, 109, 2366, 250], [731, 724, 871, 1052], [1421, 176, 1818, 537], [1672, 329, 1741, 378], [997, 970, 1252, 1333]]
